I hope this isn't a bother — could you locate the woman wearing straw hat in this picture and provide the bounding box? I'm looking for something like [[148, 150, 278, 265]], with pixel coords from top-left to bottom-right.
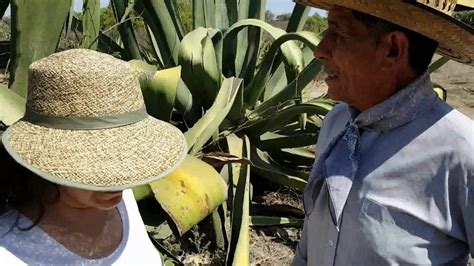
[[294, 0, 473, 265], [0, 49, 187, 264]]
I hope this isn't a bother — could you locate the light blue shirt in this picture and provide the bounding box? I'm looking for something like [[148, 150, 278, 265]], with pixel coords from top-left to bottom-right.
[[294, 73, 474, 265]]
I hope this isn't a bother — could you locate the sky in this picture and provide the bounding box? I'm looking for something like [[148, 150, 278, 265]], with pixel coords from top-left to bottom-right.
[[5, 0, 326, 17]]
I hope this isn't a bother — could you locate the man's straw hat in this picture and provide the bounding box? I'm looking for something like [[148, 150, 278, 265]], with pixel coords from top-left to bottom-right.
[[298, 0, 474, 66], [1, 49, 187, 191]]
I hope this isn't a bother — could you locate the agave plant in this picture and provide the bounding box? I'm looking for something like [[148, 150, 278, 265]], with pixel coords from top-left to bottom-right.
[[0, 0, 453, 264]]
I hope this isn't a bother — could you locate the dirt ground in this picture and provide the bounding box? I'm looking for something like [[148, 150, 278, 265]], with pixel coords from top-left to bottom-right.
[[431, 57, 474, 118]]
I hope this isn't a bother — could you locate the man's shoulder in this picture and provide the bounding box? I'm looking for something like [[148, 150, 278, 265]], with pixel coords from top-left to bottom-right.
[[419, 100, 474, 168], [429, 101, 473, 145]]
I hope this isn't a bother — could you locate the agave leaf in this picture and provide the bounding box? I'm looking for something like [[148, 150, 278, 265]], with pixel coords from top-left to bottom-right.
[[111, 0, 142, 60], [119, 0, 136, 22], [244, 31, 320, 108], [143, 66, 181, 122], [251, 203, 304, 218], [9, 0, 72, 97], [255, 132, 318, 150], [65, 0, 75, 37], [433, 84, 447, 101], [82, 0, 100, 50], [269, 147, 315, 166], [223, 19, 306, 83], [263, 64, 288, 101], [275, 121, 321, 136], [236, 0, 266, 85], [179, 27, 221, 110], [0, 85, 26, 126], [184, 77, 242, 154], [132, 184, 153, 201], [129, 60, 180, 121], [225, 0, 238, 26], [193, 0, 205, 28], [214, 0, 228, 29], [129, 59, 157, 73], [286, 2, 310, 32], [428, 56, 449, 73], [250, 216, 304, 226], [163, 0, 184, 40], [144, 25, 164, 68], [135, 0, 180, 66], [252, 59, 324, 115], [226, 134, 250, 265], [251, 146, 307, 190], [246, 103, 330, 137], [149, 155, 227, 235]]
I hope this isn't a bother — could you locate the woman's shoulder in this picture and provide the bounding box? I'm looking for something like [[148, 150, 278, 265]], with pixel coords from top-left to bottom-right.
[[0, 210, 54, 264], [0, 210, 19, 235]]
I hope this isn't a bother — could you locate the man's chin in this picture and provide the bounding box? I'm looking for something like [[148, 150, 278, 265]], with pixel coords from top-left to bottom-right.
[[326, 86, 342, 102]]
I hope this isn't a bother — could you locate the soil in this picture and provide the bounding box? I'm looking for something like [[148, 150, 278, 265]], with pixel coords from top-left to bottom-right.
[[431, 57, 474, 118]]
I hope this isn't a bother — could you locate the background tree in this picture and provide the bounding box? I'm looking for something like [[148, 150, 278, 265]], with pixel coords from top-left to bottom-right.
[[265, 10, 275, 22], [303, 13, 327, 33], [275, 13, 291, 21], [454, 10, 474, 27]]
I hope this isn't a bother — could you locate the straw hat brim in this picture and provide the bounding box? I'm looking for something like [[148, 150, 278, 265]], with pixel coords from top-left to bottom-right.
[[1, 116, 187, 191], [298, 0, 474, 66]]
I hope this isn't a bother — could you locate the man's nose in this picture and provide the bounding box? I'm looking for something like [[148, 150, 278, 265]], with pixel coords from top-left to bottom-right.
[[314, 34, 332, 61]]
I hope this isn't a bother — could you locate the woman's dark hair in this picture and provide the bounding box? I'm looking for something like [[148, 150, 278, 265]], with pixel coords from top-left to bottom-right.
[[0, 143, 59, 230], [352, 10, 439, 76]]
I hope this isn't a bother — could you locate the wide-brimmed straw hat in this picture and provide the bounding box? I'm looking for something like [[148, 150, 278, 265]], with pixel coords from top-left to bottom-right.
[[1, 49, 187, 191], [298, 0, 474, 66]]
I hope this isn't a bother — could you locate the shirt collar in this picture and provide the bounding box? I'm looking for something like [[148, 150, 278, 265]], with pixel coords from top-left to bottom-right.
[[348, 72, 437, 132]]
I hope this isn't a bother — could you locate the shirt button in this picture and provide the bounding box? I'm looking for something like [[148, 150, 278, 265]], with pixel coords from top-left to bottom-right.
[[328, 240, 335, 247]]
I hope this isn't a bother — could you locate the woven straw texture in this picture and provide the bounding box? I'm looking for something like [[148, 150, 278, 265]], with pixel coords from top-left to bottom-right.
[[6, 117, 185, 189], [3, 49, 187, 191], [298, 0, 474, 66], [27, 49, 143, 117]]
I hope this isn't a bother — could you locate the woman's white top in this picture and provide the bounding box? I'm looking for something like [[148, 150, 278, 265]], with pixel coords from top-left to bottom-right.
[[0, 189, 162, 265]]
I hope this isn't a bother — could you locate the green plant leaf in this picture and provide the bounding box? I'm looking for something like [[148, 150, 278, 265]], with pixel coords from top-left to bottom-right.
[[268, 147, 315, 166], [184, 77, 243, 155], [135, 0, 180, 66], [286, 2, 310, 32], [9, 0, 72, 97], [111, 0, 142, 60], [129, 60, 181, 121], [428, 56, 449, 73], [82, 0, 100, 50], [223, 19, 306, 84], [119, 0, 136, 22], [179, 27, 221, 110], [251, 146, 307, 190], [244, 31, 320, 108], [250, 216, 304, 226], [254, 132, 318, 150], [252, 59, 324, 115], [246, 103, 330, 136], [0, 85, 26, 126], [226, 134, 250, 265]]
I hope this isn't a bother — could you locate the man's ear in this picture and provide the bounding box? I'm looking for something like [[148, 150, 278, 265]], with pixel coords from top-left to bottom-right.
[[380, 31, 410, 70]]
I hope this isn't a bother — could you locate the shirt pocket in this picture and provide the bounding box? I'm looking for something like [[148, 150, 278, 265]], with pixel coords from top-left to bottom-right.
[[359, 197, 435, 241]]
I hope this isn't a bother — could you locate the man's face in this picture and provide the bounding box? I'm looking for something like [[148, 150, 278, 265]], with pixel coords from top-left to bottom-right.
[[314, 7, 385, 109]]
